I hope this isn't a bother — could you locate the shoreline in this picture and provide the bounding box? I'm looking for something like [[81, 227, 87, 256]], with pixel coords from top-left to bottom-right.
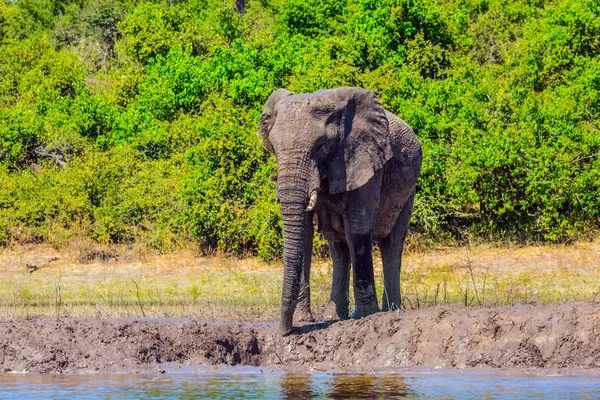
[[1, 303, 599, 374]]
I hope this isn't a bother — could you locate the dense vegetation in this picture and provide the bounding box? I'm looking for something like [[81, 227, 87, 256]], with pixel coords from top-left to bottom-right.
[[1, 0, 599, 258]]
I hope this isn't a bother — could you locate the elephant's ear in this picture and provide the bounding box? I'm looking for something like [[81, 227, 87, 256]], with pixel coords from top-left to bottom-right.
[[324, 87, 393, 194], [258, 88, 292, 153]]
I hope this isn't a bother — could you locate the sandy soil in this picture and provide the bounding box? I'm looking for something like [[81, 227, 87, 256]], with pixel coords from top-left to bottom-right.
[[1, 303, 599, 373]]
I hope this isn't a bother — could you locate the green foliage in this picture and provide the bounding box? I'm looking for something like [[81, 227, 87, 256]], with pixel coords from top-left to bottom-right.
[[280, 0, 345, 37], [182, 96, 278, 255], [0, 148, 188, 249], [1, 0, 599, 258]]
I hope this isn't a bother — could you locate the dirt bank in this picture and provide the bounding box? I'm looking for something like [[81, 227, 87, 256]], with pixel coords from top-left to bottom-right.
[[1, 304, 599, 373]]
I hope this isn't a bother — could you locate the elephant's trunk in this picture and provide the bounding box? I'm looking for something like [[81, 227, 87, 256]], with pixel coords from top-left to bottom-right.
[[279, 196, 306, 335], [277, 157, 311, 335]]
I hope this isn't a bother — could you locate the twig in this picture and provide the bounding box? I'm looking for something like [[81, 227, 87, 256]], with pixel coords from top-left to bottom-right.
[[415, 289, 420, 309], [235, 310, 248, 322], [481, 265, 490, 306], [51, 280, 62, 319], [506, 284, 514, 306], [275, 351, 284, 365], [570, 151, 600, 164], [54, 283, 61, 318], [443, 281, 447, 304], [494, 263, 500, 305], [83, 335, 97, 354], [118, 293, 127, 317], [133, 280, 146, 317], [384, 286, 391, 312], [466, 247, 481, 306]]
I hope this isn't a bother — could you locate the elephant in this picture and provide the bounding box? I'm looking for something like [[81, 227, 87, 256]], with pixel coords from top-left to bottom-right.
[[258, 87, 422, 335]]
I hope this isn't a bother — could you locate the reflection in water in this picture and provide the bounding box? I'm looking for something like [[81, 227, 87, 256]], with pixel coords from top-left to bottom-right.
[[280, 373, 409, 399], [329, 374, 409, 399], [0, 368, 599, 399], [280, 374, 314, 399]]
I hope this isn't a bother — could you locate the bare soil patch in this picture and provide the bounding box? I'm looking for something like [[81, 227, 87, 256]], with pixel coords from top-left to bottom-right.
[[1, 303, 598, 373]]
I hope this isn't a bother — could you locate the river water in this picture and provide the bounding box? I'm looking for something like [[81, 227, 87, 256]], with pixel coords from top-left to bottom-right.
[[1, 367, 598, 399]]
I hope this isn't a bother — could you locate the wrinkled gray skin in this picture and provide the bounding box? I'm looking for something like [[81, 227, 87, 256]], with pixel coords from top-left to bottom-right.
[[259, 87, 422, 335]]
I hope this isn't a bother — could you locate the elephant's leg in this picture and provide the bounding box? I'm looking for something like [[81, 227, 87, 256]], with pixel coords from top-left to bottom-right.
[[348, 231, 380, 318], [295, 211, 314, 322], [323, 240, 351, 320], [381, 190, 415, 312], [344, 173, 382, 319]]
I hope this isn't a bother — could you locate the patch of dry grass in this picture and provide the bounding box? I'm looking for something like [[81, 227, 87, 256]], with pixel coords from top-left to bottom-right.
[[397, 240, 600, 309], [0, 239, 598, 321]]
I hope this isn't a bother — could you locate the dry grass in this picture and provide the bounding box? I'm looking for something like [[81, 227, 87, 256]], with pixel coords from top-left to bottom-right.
[[0, 238, 599, 321], [397, 239, 600, 309]]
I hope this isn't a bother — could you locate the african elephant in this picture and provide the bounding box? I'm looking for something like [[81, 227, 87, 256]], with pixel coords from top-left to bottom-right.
[[259, 87, 422, 335]]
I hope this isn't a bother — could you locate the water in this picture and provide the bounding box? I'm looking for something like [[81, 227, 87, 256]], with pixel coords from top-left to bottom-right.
[[1, 367, 598, 399]]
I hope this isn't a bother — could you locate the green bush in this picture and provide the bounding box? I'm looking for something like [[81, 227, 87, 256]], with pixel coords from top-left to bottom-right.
[[0, 0, 599, 258]]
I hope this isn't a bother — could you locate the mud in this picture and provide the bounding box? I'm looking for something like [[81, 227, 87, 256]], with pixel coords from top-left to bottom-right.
[[1, 304, 599, 373]]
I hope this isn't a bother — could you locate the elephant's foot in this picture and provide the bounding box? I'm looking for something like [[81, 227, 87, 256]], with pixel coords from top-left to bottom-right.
[[350, 302, 380, 319], [322, 300, 349, 321], [322, 301, 338, 321], [293, 308, 315, 323]]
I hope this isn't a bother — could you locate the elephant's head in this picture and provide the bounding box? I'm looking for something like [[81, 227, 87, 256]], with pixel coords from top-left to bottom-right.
[[259, 87, 392, 335]]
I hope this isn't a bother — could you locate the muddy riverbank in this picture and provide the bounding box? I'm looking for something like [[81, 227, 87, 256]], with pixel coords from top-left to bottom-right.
[[1, 304, 599, 373]]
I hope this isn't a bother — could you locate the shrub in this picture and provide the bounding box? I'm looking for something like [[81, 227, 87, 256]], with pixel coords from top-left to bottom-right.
[[1, 0, 599, 258]]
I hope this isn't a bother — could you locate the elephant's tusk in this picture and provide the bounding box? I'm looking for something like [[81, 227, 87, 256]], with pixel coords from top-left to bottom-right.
[[306, 191, 318, 212]]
